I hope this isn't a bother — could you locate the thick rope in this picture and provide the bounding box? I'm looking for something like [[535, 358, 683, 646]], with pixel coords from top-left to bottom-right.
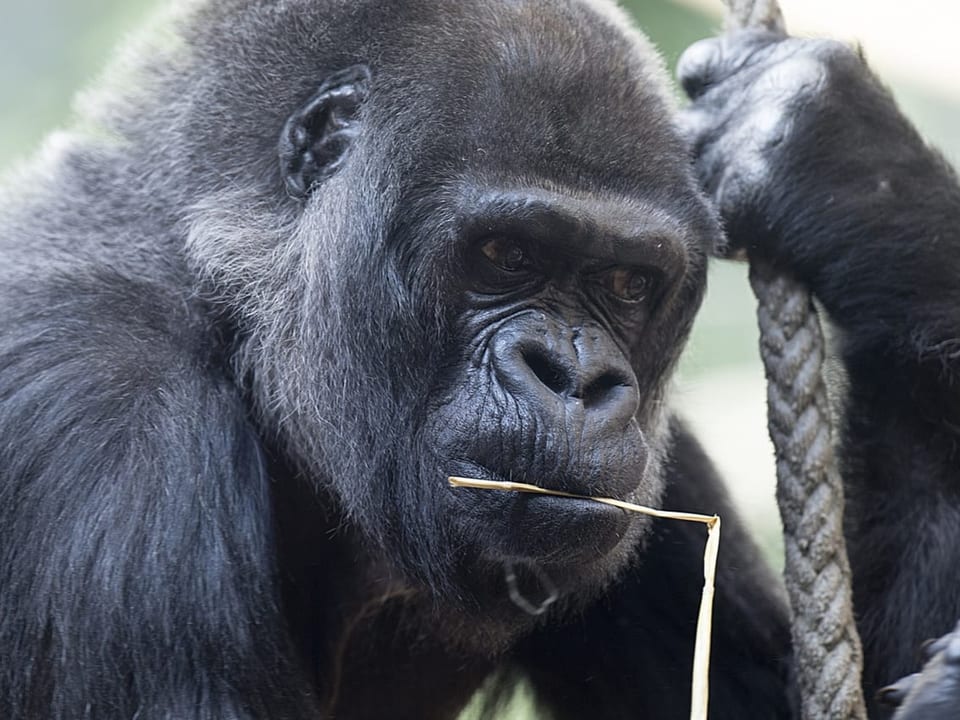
[[749, 262, 867, 719], [721, 0, 867, 715]]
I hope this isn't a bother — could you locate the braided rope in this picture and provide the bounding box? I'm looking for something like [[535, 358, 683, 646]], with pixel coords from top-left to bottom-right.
[[749, 262, 867, 719], [717, 2, 868, 714]]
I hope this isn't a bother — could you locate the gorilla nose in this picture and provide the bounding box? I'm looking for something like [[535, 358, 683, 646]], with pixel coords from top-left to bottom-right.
[[521, 345, 629, 410], [492, 332, 639, 425]]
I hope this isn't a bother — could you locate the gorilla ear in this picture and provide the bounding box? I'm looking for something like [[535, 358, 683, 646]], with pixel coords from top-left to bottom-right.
[[279, 64, 372, 199]]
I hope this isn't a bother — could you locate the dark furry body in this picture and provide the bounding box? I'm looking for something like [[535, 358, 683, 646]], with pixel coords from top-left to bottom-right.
[[1, 2, 958, 719]]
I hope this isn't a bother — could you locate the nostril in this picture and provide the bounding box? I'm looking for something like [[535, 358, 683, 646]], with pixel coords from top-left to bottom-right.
[[517, 344, 634, 408], [582, 370, 631, 408], [522, 348, 572, 396]]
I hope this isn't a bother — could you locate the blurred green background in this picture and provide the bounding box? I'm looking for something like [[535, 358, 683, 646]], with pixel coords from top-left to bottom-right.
[[3, 0, 957, 717]]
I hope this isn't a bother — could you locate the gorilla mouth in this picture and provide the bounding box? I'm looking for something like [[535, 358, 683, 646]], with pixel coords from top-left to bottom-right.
[[448, 461, 637, 565]]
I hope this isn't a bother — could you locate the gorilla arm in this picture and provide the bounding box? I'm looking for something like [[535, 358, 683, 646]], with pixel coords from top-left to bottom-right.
[[0, 271, 316, 718], [678, 31, 960, 715]]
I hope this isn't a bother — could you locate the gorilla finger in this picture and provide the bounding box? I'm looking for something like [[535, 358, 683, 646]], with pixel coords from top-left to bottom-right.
[[677, 30, 785, 100], [920, 621, 960, 663], [674, 105, 716, 149], [922, 635, 951, 662], [711, 172, 758, 252], [877, 674, 920, 707], [677, 38, 724, 100]]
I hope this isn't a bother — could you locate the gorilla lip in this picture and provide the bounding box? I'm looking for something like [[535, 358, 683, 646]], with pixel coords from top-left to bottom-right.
[[448, 476, 721, 720], [447, 462, 639, 561]]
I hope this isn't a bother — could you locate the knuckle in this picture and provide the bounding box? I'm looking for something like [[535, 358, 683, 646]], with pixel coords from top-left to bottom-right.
[[762, 55, 829, 98], [811, 38, 857, 62], [674, 107, 708, 145], [722, 29, 785, 69], [677, 38, 723, 98], [805, 39, 864, 83]]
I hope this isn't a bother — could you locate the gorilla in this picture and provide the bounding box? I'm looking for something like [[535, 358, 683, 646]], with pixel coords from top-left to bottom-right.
[[1, 0, 958, 718]]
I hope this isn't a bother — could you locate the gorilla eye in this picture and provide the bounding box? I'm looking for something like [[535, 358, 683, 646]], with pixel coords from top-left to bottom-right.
[[480, 237, 528, 272], [606, 267, 658, 304]]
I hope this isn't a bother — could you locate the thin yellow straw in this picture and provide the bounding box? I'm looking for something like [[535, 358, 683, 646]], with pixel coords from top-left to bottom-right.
[[691, 514, 721, 720], [447, 476, 721, 720]]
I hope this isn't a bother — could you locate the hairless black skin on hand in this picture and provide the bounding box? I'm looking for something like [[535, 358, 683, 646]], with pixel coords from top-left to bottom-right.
[[0, 2, 956, 718], [679, 30, 960, 719]]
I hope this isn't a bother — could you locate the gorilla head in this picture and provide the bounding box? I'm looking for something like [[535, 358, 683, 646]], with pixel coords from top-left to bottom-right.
[[178, 0, 719, 627], [156, 0, 720, 643]]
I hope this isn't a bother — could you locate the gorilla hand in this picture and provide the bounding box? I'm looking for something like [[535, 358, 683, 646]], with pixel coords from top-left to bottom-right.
[[878, 621, 960, 720], [677, 31, 940, 264], [677, 29, 960, 345]]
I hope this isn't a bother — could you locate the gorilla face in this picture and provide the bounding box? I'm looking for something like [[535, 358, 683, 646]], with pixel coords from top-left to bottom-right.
[[188, 0, 721, 631], [432, 189, 694, 568]]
